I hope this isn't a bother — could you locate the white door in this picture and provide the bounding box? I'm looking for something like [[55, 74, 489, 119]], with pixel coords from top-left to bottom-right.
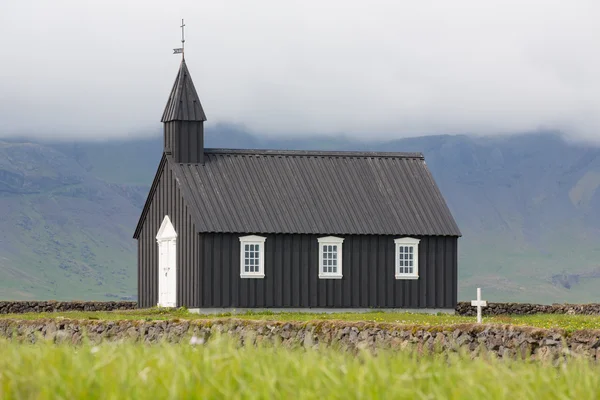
[[156, 216, 177, 307]]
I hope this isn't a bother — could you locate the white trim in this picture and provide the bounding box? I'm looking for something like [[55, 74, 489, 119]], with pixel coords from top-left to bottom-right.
[[157, 216, 177, 307], [394, 237, 420, 280], [239, 235, 266, 278], [318, 236, 344, 279], [156, 215, 177, 241]]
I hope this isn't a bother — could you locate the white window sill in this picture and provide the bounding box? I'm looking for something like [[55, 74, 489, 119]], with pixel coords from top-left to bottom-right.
[[395, 275, 419, 280], [319, 274, 343, 279], [240, 274, 265, 279]]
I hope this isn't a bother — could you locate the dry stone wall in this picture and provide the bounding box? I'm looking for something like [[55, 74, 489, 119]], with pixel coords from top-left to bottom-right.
[[0, 301, 137, 314], [456, 302, 600, 316], [2, 318, 600, 362]]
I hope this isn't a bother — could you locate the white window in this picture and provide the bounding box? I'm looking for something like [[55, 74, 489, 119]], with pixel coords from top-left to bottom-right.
[[318, 236, 344, 279], [239, 235, 266, 278], [395, 237, 420, 279]]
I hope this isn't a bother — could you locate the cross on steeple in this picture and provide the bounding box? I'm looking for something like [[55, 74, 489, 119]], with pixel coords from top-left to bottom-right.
[[180, 19, 185, 59], [173, 19, 186, 59]]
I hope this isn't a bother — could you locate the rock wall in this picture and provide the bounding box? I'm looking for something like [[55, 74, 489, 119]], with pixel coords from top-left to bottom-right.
[[455, 302, 600, 316], [2, 318, 600, 361], [0, 301, 137, 314]]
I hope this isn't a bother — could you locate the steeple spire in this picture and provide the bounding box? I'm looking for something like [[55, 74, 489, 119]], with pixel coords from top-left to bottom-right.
[[161, 59, 206, 122], [162, 21, 207, 164]]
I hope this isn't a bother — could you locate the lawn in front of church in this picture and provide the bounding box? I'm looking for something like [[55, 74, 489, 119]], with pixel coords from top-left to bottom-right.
[[2, 307, 600, 332]]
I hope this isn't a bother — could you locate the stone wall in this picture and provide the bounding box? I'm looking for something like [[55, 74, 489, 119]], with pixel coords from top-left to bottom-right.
[[0, 301, 137, 314], [2, 318, 600, 361], [455, 302, 600, 316]]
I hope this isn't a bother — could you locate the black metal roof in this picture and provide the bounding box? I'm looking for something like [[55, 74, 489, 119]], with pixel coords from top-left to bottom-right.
[[161, 60, 207, 122], [164, 149, 461, 236]]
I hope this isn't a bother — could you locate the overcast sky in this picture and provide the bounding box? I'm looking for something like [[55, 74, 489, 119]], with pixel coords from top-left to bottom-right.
[[1, 0, 599, 141]]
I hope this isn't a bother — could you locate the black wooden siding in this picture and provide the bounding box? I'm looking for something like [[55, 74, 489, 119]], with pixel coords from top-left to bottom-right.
[[199, 234, 457, 309], [137, 158, 201, 308], [164, 121, 204, 164]]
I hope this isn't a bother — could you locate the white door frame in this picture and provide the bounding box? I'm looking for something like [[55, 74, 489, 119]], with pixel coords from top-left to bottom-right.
[[156, 215, 177, 307]]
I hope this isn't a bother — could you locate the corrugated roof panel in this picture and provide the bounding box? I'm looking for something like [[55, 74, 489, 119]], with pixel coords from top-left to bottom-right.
[[168, 149, 461, 236]]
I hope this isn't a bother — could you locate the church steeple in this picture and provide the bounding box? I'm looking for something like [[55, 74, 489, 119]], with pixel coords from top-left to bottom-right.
[[161, 59, 207, 163], [161, 59, 206, 123]]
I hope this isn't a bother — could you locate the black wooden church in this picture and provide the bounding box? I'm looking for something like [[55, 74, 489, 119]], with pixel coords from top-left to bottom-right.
[[134, 58, 461, 312]]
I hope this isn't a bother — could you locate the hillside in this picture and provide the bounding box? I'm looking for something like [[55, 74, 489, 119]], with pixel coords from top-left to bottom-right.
[[1, 126, 599, 303]]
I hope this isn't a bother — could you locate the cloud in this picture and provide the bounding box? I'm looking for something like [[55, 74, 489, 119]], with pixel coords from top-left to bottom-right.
[[0, 0, 599, 141]]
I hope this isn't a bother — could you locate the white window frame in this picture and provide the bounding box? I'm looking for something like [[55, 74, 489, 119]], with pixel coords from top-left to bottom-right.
[[318, 236, 344, 279], [394, 237, 420, 280], [239, 235, 266, 278]]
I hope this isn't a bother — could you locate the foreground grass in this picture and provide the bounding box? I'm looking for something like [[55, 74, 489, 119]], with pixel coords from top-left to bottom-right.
[[2, 308, 600, 332], [1, 337, 600, 399]]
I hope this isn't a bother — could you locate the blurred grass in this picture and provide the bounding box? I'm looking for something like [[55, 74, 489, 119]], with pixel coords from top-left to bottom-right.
[[1, 336, 600, 399], [2, 308, 600, 333]]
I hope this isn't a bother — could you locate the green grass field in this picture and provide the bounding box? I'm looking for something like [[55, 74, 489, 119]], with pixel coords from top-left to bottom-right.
[[3, 308, 600, 332], [1, 336, 600, 399]]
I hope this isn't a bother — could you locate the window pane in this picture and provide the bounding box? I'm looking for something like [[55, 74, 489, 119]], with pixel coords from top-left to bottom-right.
[[332, 266, 337, 273], [408, 267, 413, 274], [409, 246, 413, 253]]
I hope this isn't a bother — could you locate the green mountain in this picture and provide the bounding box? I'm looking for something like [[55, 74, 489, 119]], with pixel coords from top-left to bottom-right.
[[1, 126, 599, 304]]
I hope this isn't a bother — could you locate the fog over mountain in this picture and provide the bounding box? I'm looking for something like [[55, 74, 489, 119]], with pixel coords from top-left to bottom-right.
[[1, 1, 600, 141]]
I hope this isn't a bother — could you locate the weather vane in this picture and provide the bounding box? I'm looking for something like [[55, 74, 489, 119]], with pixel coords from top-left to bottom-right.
[[173, 19, 185, 59]]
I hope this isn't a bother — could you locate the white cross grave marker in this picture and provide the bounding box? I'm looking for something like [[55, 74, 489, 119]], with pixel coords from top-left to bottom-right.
[[470, 287, 487, 323]]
